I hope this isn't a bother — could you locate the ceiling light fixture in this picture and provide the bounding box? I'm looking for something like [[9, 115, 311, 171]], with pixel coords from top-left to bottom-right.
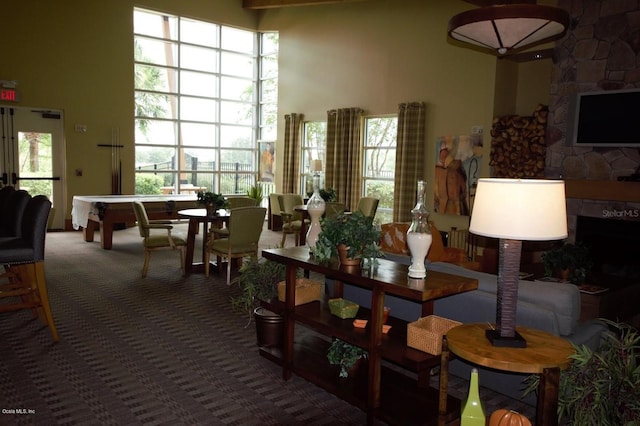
[[448, 3, 570, 56]]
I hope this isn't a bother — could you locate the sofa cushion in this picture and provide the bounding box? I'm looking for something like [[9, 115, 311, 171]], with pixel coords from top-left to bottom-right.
[[379, 222, 410, 255], [379, 222, 468, 263]]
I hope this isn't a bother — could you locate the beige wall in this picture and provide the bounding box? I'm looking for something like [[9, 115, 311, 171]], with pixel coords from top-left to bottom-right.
[[1, 0, 552, 230], [259, 0, 551, 229], [1, 0, 256, 226]]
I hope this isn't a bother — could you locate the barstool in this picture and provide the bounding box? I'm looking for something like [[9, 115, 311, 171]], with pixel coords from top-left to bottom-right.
[[0, 195, 59, 342]]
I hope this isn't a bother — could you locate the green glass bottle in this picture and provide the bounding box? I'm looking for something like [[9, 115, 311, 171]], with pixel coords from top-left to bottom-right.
[[461, 368, 486, 425]]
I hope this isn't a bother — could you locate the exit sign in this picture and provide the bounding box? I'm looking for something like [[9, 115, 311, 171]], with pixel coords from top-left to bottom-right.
[[1, 88, 19, 102]]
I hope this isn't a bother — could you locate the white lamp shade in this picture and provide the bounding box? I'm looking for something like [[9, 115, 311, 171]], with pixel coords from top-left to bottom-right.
[[310, 159, 323, 172], [469, 178, 568, 241]]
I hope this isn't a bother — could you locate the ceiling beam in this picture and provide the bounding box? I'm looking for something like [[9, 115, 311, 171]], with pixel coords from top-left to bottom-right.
[[242, 0, 369, 9]]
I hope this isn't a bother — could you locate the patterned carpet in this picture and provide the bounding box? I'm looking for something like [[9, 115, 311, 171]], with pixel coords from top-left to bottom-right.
[[0, 222, 534, 425]]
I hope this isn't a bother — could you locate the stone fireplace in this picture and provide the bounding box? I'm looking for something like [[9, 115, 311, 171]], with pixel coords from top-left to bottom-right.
[[545, 0, 640, 240], [576, 215, 640, 280]]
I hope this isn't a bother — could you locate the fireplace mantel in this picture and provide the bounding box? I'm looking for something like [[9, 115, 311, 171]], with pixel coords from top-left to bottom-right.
[[564, 180, 640, 203]]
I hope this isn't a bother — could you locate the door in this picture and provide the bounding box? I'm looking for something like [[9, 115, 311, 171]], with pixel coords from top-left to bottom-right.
[[0, 106, 65, 229]]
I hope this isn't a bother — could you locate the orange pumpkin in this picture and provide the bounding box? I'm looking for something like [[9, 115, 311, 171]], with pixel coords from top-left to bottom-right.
[[489, 409, 532, 426]]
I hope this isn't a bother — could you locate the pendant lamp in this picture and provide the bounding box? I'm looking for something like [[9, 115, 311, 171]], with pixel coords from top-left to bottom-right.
[[448, 3, 570, 56]]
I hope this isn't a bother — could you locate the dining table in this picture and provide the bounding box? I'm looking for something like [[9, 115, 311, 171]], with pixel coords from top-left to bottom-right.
[[178, 208, 230, 275]]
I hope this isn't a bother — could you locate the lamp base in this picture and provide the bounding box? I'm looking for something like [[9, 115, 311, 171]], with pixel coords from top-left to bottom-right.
[[485, 329, 527, 348]]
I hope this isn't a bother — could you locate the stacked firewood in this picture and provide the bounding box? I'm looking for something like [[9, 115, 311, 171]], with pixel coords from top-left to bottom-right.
[[490, 104, 548, 178]]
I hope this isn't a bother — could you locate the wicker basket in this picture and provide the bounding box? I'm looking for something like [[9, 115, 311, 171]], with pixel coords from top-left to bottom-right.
[[277, 278, 323, 306], [328, 298, 360, 319], [407, 315, 461, 355]]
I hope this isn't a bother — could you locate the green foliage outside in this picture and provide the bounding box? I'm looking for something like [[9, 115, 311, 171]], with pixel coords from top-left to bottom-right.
[[135, 174, 163, 194], [366, 181, 394, 223]]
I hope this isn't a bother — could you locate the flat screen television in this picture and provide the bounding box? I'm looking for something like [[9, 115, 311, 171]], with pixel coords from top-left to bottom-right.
[[570, 88, 640, 147]]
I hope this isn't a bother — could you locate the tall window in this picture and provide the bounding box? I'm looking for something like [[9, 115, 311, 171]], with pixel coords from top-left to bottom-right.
[[300, 121, 327, 196], [363, 116, 397, 223], [133, 8, 277, 195], [259, 33, 278, 142]]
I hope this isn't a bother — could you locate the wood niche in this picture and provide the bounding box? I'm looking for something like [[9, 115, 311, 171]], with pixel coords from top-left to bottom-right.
[[490, 104, 548, 178]]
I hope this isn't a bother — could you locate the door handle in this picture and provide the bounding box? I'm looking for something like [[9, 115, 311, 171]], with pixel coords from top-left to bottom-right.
[[11, 173, 17, 185], [1, 173, 6, 185]]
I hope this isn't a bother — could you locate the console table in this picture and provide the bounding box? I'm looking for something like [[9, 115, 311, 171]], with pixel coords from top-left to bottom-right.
[[438, 323, 575, 426], [261, 247, 478, 425]]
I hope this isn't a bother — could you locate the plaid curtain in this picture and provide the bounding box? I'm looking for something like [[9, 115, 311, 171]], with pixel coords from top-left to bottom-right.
[[393, 102, 427, 222], [325, 107, 364, 211], [282, 113, 303, 193]]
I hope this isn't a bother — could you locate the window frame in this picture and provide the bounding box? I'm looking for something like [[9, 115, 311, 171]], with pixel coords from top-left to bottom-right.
[[362, 114, 397, 223], [133, 7, 277, 196]]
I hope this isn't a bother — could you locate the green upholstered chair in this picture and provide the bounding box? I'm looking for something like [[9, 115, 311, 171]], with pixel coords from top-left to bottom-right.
[[211, 196, 259, 239], [227, 196, 259, 209], [132, 201, 186, 278], [204, 206, 266, 285], [324, 202, 346, 220], [278, 194, 308, 247], [356, 197, 379, 219]]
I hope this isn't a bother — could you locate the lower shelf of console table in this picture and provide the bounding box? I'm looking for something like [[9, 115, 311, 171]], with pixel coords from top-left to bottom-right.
[[259, 334, 461, 426], [259, 298, 460, 425]]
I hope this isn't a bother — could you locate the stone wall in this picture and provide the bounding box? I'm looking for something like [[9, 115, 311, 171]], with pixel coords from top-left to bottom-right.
[[546, 0, 640, 238]]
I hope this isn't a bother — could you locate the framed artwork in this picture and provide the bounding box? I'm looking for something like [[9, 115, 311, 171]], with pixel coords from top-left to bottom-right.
[[259, 141, 275, 182], [434, 133, 483, 215]]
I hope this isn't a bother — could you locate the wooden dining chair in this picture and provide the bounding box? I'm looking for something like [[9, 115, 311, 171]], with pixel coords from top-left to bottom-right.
[[204, 206, 266, 285], [132, 201, 186, 278]]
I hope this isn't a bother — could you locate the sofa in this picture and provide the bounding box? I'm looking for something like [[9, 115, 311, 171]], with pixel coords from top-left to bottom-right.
[[330, 253, 606, 404]]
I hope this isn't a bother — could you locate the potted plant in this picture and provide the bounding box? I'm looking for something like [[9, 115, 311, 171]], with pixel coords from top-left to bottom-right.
[[230, 256, 286, 347], [327, 338, 368, 378], [541, 242, 592, 283], [246, 184, 263, 205], [313, 210, 382, 265], [230, 256, 285, 321], [305, 187, 337, 202], [320, 187, 337, 202], [196, 191, 227, 215], [523, 319, 640, 425]]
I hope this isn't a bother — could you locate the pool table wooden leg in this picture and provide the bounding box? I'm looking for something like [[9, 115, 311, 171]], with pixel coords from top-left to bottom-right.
[[99, 219, 114, 250], [83, 219, 97, 243]]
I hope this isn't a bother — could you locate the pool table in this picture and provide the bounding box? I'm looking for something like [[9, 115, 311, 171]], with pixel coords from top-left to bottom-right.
[[71, 195, 198, 249]]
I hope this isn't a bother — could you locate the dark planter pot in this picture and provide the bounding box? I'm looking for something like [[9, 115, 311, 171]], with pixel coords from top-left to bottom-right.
[[253, 307, 284, 348]]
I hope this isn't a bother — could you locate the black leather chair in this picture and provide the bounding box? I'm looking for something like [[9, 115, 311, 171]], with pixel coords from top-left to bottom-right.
[[0, 189, 30, 238], [0, 185, 15, 211], [0, 195, 58, 342]]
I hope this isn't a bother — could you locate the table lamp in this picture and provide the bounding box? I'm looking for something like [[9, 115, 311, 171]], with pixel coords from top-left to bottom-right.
[[310, 159, 323, 176], [469, 178, 567, 347]]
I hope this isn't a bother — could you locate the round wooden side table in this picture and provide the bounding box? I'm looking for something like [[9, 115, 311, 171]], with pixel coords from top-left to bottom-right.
[[438, 323, 575, 426]]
